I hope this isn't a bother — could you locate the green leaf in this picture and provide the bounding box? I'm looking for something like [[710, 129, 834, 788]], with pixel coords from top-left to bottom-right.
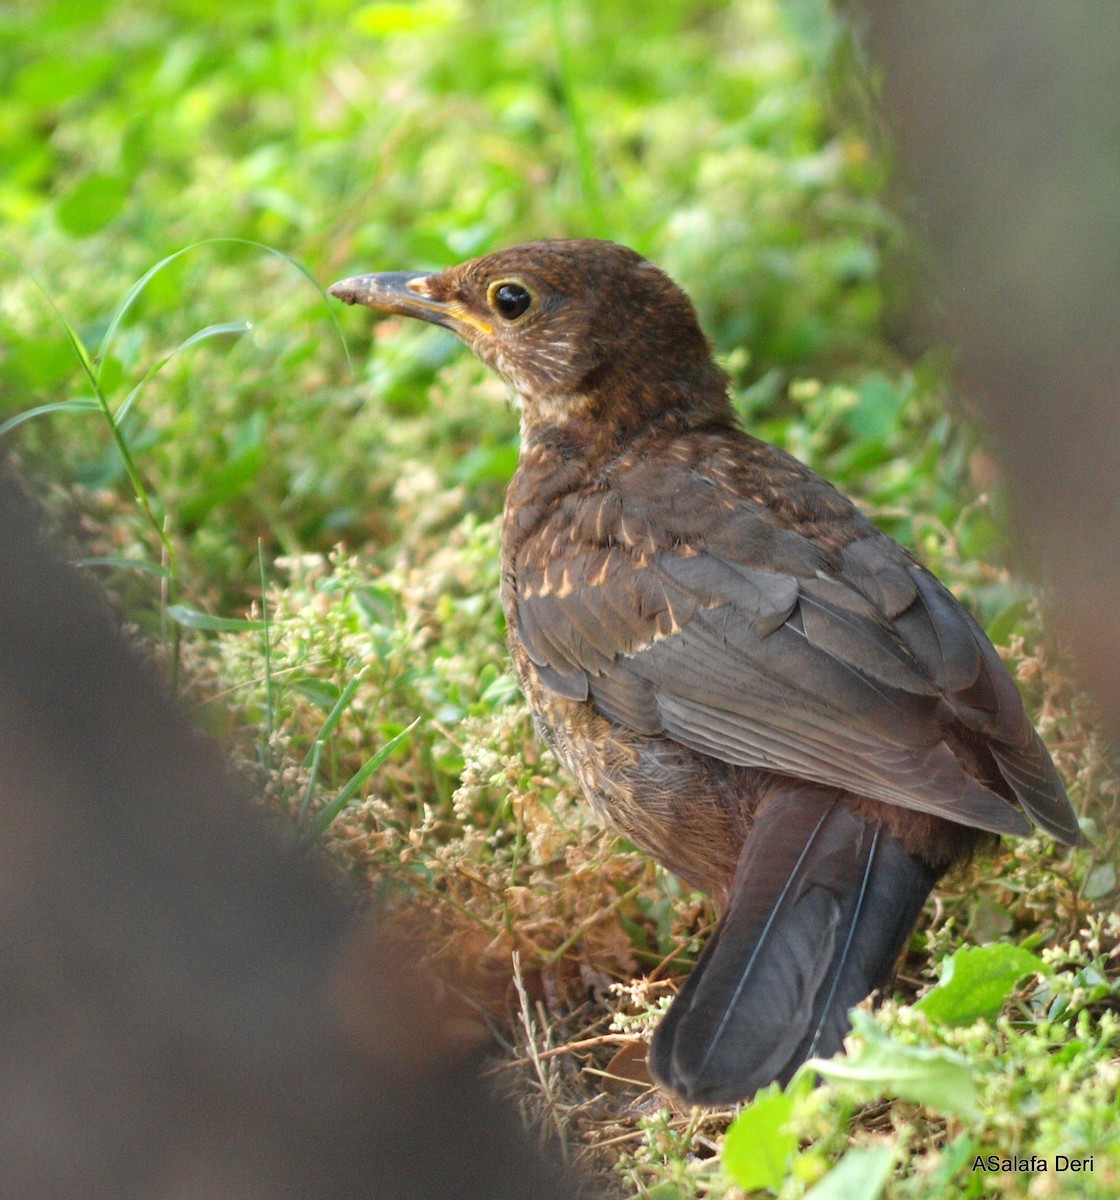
[[479, 672, 520, 707], [1083, 862, 1116, 901], [166, 604, 265, 633], [967, 895, 1013, 943], [723, 1085, 796, 1193], [56, 173, 127, 237], [292, 678, 343, 711], [2, 332, 75, 390], [915, 943, 1046, 1026], [14, 47, 114, 107], [351, 0, 460, 38], [453, 439, 519, 485], [804, 1010, 981, 1120], [843, 373, 901, 441], [804, 1145, 894, 1200], [929, 1136, 979, 1193]]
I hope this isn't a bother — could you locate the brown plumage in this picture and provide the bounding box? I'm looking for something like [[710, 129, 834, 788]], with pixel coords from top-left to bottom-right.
[[330, 239, 1082, 1105]]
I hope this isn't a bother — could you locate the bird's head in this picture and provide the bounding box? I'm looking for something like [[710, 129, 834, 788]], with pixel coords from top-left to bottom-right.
[[329, 238, 731, 446]]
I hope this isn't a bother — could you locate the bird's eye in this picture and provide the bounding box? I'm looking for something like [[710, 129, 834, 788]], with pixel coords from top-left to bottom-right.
[[488, 280, 534, 321]]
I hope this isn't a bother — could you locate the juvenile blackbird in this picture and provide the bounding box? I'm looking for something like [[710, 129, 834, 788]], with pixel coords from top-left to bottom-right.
[[330, 239, 1082, 1105]]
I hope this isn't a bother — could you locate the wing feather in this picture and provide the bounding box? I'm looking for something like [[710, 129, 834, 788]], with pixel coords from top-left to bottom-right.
[[513, 517, 1077, 842]]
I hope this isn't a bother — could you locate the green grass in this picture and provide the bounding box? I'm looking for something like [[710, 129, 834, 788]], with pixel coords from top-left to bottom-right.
[[2, 1, 1117, 1197]]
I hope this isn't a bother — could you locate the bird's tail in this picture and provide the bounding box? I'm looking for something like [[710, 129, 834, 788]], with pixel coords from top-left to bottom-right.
[[649, 786, 938, 1105]]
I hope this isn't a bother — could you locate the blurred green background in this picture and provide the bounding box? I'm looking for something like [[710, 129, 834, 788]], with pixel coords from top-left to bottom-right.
[[2, 3, 1113, 1197]]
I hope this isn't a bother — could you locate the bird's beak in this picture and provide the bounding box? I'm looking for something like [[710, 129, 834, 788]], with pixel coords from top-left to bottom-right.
[[328, 271, 493, 336]]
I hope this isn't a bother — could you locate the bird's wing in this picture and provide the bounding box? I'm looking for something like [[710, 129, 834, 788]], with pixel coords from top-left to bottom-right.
[[514, 525, 1078, 842]]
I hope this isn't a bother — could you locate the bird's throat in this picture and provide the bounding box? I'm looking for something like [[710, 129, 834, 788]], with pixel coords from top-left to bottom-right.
[[515, 390, 603, 447]]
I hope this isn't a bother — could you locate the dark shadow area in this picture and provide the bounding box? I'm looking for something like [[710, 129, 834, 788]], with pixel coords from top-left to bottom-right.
[[857, 2, 1120, 746], [0, 475, 585, 1199]]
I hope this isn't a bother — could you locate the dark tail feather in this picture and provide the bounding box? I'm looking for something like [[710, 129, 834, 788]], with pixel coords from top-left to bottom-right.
[[649, 787, 937, 1105]]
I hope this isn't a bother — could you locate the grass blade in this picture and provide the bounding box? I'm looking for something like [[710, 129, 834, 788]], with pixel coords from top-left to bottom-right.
[[0, 398, 100, 439], [114, 321, 251, 422], [96, 237, 352, 375], [297, 667, 370, 823], [74, 555, 169, 578], [166, 603, 265, 632], [306, 717, 420, 842]]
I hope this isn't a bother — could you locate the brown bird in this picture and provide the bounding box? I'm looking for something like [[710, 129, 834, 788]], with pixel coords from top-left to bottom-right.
[[330, 239, 1082, 1105]]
